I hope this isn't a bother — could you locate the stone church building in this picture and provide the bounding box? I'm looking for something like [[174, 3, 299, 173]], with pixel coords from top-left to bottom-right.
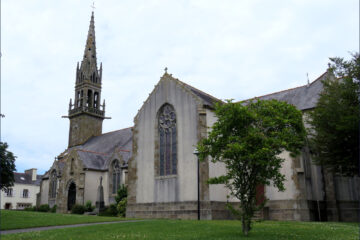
[[39, 12, 358, 221]]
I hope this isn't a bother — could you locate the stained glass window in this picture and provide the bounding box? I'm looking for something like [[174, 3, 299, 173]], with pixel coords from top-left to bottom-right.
[[158, 104, 177, 176], [112, 161, 121, 194]]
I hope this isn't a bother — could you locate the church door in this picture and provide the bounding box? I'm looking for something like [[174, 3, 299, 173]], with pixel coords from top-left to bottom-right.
[[67, 182, 76, 211]]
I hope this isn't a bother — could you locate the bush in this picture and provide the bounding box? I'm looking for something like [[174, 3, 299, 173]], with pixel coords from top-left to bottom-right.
[[117, 197, 127, 217], [24, 206, 36, 211], [38, 204, 50, 212], [85, 200, 95, 212], [50, 205, 57, 213], [71, 204, 86, 214], [98, 204, 118, 217], [115, 185, 127, 204]]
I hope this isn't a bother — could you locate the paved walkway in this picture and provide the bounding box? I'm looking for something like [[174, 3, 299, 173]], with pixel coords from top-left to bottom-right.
[[1, 220, 145, 235]]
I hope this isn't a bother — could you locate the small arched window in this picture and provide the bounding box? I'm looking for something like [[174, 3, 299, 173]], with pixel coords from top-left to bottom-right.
[[50, 170, 57, 198], [158, 104, 177, 176], [112, 161, 121, 194], [70, 158, 74, 174]]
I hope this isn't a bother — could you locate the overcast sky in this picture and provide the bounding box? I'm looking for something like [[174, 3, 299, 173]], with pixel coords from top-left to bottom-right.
[[2, 0, 358, 174]]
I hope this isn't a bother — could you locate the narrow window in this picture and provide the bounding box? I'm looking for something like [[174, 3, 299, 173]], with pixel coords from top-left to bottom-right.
[[23, 189, 29, 198], [158, 104, 177, 176], [50, 171, 57, 198], [70, 158, 74, 174], [77, 91, 81, 107], [94, 92, 98, 109], [112, 161, 121, 194]]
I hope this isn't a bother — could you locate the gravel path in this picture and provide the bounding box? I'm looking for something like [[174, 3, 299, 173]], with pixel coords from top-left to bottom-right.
[[1, 220, 145, 235]]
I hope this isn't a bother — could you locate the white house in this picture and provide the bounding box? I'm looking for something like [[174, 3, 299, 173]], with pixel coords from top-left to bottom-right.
[[1, 169, 42, 210]]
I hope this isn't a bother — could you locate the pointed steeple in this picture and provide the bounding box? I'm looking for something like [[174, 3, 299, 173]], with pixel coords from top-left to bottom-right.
[[81, 12, 97, 71], [67, 11, 106, 148], [76, 11, 102, 85]]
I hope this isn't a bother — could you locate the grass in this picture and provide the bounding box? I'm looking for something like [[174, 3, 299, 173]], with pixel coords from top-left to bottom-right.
[[0, 210, 127, 230], [1, 219, 358, 240]]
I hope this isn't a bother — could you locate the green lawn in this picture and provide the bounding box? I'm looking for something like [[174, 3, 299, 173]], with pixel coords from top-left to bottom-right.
[[2, 219, 358, 240], [0, 210, 127, 230]]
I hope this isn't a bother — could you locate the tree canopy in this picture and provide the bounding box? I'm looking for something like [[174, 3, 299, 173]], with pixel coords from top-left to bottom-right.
[[0, 142, 17, 190], [308, 53, 359, 176], [197, 99, 305, 236]]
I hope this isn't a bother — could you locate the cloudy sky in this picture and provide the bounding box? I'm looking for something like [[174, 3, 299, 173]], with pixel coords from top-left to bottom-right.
[[2, 0, 358, 174]]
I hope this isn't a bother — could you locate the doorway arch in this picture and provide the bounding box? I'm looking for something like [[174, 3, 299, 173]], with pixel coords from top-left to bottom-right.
[[67, 182, 76, 211]]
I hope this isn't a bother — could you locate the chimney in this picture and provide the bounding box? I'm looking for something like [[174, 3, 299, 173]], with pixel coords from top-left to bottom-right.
[[25, 168, 37, 181]]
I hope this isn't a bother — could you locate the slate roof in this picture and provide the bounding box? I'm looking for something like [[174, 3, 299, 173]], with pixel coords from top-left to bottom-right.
[[75, 127, 132, 170], [170, 74, 223, 108], [185, 83, 223, 108], [243, 72, 327, 110], [14, 172, 42, 186]]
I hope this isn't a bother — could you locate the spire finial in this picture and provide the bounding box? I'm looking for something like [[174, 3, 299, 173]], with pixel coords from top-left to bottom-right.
[[164, 67, 168, 74], [91, 2, 95, 12]]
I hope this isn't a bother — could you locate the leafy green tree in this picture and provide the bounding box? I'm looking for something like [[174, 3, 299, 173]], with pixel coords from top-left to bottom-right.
[[197, 100, 305, 236], [308, 53, 359, 176], [0, 142, 16, 190]]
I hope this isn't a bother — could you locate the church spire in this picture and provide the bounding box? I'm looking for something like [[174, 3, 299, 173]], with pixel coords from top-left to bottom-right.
[[67, 11, 106, 148], [76, 11, 102, 85], [80, 11, 97, 73]]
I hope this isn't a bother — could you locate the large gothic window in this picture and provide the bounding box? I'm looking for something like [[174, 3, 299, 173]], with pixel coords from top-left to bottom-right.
[[50, 171, 57, 198], [158, 104, 177, 176], [112, 160, 121, 194]]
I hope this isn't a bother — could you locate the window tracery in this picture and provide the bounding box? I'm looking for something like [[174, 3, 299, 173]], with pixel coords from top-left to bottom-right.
[[112, 160, 121, 194], [158, 104, 177, 176]]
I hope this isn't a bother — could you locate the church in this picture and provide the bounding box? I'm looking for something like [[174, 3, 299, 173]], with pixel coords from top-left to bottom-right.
[[38, 12, 358, 222]]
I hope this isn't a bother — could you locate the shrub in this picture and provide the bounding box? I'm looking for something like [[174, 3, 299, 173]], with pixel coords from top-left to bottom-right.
[[24, 206, 36, 211], [115, 185, 127, 204], [38, 204, 50, 212], [117, 197, 127, 217], [98, 204, 118, 217], [71, 204, 86, 214], [50, 205, 57, 213], [85, 200, 95, 212]]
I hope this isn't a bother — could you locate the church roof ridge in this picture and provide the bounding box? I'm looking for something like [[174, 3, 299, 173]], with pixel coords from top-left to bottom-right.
[[176, 79, 224, 106], [100, 126, 133, 136], [240, 71, 327, 110], [161, 72, 223, 108], [241, 71, 327, 102]]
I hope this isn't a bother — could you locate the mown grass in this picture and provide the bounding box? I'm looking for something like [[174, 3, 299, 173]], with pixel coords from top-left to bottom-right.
[[0, 210, 127, 230], [2, 219, 358, 240]]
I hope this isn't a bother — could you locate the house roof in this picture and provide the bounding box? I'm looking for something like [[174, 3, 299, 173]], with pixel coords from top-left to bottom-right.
[[242, 72, 327, 110], [14, 172, 42, 186]]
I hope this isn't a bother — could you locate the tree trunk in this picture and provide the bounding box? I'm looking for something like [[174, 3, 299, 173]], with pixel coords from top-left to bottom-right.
[[242, 217, 250, 236]]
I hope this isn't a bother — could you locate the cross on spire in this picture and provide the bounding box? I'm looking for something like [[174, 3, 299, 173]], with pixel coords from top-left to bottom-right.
[[164, 67, 168, 73], [91, 2, 95, 11]]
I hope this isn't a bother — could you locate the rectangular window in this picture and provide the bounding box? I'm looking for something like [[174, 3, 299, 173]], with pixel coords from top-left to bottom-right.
[[23, 189, 29, 198], [6, 188, 13, 197]]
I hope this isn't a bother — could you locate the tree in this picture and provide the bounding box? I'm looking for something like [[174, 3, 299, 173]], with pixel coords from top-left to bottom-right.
[[0, 142, 17, 190], [197, 100, 305, 236], [308, 53, 360, 176]]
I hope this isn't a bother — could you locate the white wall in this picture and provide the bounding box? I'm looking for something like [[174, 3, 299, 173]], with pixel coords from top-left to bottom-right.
[[135, 77, 199, 203], [1, 183, 40, 209], [265, 152, 298, 200], [84, 171, 109, 206], [39, 179, 49, 205]]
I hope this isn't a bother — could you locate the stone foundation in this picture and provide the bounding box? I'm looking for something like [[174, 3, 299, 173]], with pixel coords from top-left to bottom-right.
[[127, 201, 240, 220]]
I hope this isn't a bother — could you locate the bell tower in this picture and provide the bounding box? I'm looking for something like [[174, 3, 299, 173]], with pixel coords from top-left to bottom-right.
[[67, 12, 106, 148]]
